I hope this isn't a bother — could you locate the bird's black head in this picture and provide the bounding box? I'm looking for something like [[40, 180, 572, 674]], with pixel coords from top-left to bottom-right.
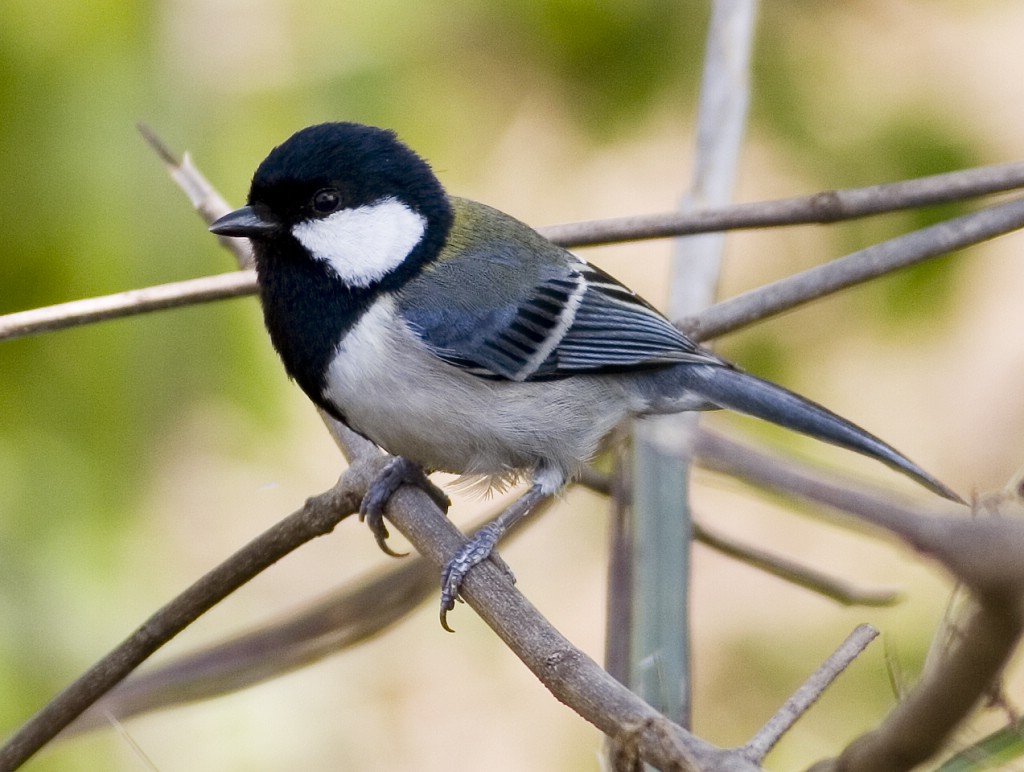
[[209, 123, 455, 410], [211, 122, 454, 291]]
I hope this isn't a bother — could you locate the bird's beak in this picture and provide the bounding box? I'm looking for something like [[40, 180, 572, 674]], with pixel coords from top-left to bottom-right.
[[209, 206, 280, 238]]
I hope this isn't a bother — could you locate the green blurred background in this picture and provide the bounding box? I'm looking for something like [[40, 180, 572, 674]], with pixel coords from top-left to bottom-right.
[[2, 1, 1023, 769]]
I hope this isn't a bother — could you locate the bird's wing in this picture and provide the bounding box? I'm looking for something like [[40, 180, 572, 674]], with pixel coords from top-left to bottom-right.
[[396, 200, 721, 382]]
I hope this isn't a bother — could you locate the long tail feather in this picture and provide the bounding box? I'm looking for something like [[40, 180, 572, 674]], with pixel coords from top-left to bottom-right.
[[679, 365, 962, 503]]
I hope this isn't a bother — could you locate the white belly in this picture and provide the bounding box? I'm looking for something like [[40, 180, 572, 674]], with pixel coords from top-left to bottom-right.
[[323, 299, 629, 491]]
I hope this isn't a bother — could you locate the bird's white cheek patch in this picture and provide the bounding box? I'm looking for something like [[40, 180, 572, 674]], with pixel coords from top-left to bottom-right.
[[292, 197, 426, 287]]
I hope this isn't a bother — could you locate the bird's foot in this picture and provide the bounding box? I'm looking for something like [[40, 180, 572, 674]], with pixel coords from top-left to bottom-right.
[[440, 523, 513, 632], [360, 456, 450, 557], [438, 483, 549, 631]]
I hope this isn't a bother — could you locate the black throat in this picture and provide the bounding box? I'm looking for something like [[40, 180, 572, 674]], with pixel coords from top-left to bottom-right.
[[252, 237, 369, 417], [251, 200, 453, 418]]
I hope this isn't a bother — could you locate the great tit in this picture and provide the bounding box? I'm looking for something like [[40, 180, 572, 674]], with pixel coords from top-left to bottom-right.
[[210, 122, 960, 628]]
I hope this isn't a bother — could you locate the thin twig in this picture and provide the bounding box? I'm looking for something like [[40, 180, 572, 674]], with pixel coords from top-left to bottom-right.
[[693, 519, 900, 607], [604, 452, 634, 690], [67, 557, 437, 732], [66, 500, 552, 733], [542, 160, 1024, 247], [810, 603, 1024, 772], [579, 455, 902, 607], [137, 123, 254, 268], [135, 125, 373, 466], [744, 624, 879, 762], [0, 272, 256, 342], [691, 431, 1024, 597], [0, 123, 257, 345], [686, 194, 1024, 341], [696, 431, 1024, 769]]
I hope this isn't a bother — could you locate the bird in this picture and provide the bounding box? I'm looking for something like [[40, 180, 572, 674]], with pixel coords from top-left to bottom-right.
[[209, 121, 961, 629]]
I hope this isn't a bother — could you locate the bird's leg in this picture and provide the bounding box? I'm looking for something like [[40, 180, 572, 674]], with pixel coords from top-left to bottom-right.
[[440, 484, 550, 631], [360, 456, 451, 557]]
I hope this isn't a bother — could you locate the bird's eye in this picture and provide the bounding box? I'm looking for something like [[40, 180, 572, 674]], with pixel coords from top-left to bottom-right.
[[312, 188, 342, 215]]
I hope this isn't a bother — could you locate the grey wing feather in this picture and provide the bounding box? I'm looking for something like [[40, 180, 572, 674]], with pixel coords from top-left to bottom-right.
[[396, 199, 721, 381], [552, 262, 718, 375]]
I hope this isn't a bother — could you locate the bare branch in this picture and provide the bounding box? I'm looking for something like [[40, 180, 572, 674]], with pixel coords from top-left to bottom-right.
[[744, 625, 879, 762], [0, 272, 256, 342], [134, 126, 377, 468], [604, 453, 634, 691], [0, 125, 259, 345], [542, 160, 1024, 247], [695, 431, 1024, 768], [66, 557, 436, 733], [72, 440, 908, 735], [65, 499, 553, 733], [809, 603, 1024, 772], [1, 448, 750, 772], [7, 190, 1020, 347], [693, 519, 900, 607], [350, 469, 758, 771], [583, 452, 902, 607], [137, 123, 254, 268], [693, 432, 1024, 599], [0, 466, 376, 771], [581, 464, 901, 607], [686, 195, 1024, 342]]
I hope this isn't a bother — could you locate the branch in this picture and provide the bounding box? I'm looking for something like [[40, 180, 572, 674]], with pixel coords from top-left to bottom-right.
[[65, 501, 552, 733], [136, 123, 254, 268], [810, 602, 1023, 772], [3, 454, 751, 771], [134, 125, 374, 468], [342, 467, 759, 771], [693, 519, 900, 607], [744, 624, 880, 762], [692, 432, 1024, 596], [0, 272, 256, 342], [64, 443, 902, 735], [66, 557, 437, 732], [686, 194, 1024, 342], [694, 431, 1024, 769], [0, 464, 380, 772], [542, 160, 1024, 247], [582, 467, 901, 607], [415, 497, 895, 771]]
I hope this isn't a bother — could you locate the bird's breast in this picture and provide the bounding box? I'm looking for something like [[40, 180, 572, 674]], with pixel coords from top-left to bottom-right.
[[322, 297, 631, 488]]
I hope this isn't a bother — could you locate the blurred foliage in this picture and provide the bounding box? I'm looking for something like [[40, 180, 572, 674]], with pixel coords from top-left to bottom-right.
[[937, 720, 1024, 771], [0, 1, 1013, 770]]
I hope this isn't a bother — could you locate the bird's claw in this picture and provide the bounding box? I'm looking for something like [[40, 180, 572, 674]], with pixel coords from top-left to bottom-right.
[[360, 457, 450, 557], [439, 523, 515, 632], [362, 508, 405, 557]]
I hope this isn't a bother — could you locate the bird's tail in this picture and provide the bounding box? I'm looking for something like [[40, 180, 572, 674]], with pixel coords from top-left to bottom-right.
[[672, 364, 962, 503]]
